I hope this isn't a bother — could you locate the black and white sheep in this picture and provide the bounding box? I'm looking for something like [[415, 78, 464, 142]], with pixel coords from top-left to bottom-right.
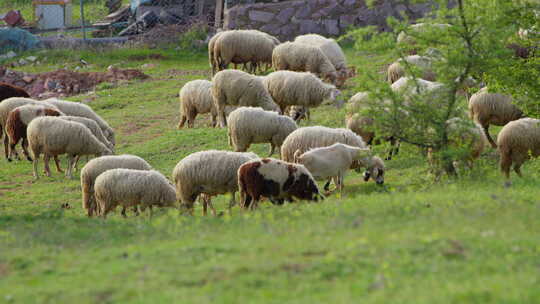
[[212, 69, 279, 127], [237, 158, 324, 209], [172, 150, 259, 215], [27, 117, 113, 179], [94, 169, 176, 218], [294, 143, 374, 195], [280, 126, 386, 187], [227, 107, 297, 156]]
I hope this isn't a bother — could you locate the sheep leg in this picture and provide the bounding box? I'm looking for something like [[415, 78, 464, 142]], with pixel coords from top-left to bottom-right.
[[201, 195, 208, 216], [513, 164, 523, 177], [73, 155, 81, 172], [178, 115, 187, 129], [268, 144, 275, 157], [228, 192, 236, 209], [21, 138, 32, 162], [54, 156, 63, 173], [43, 154, 52, 177], [207, 198, 217, 216], [323, 180, 332, 192], [66, 155, 75, 179], [32, 152, 40, 180], [121, 207, 127, 218], [3, 133, 9, 160], [211, 114, 217, 128], [483, 125, 497, 148], [500, 152, 512, 180]]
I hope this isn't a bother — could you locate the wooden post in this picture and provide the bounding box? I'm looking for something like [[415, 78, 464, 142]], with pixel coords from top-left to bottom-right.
[[197, 0, 205, 17], [215, 0, 224, 28]]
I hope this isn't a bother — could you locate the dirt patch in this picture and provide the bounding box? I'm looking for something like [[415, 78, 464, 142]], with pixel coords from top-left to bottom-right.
[[128, 54, 167, 61], [0, 66, 150, 99], [167, 69, 209, 77]]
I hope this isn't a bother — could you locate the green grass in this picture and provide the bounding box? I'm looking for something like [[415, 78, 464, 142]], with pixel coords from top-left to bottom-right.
[[0, 45, 539, 303]]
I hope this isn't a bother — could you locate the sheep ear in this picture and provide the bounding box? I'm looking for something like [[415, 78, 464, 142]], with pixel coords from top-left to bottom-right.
[[293, 149, 303, 163]]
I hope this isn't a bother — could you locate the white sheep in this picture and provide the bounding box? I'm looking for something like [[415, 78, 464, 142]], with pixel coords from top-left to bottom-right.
[[208, 31, 225, 75], [262, 71, 341, 114], [281, 126, 386, 189], [497, 118, 540, 180], [294, 143, 372, 195], [0, 97, 53, 160], [387, 55, 436, 84], [396, 23, 452, 51], [272, 41, 338, 84], [177, 79, 216, 128], [45, 98, 115, 147], [81, 154, 152, 217], [27, 117, 113, 179], [213, 30, 279, 74], [58, 115, 115, 171], [227, 107, 297, 156], [294, 34, 356, 87], [212, 69, 279, 127], [427, 118, 488, 172], [345, 92, 400, 159], [468, 87, 523, 148], [94, 169, 176, 218], [172, 150, 258, 215]]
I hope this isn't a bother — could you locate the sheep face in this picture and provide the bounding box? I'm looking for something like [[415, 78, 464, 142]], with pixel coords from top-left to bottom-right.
[[285, 172, 324, 202], [362, 160, 385, 185]]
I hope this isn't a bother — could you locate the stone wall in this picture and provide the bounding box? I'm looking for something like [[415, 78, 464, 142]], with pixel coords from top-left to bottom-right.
[[223, 0, 436, 41]]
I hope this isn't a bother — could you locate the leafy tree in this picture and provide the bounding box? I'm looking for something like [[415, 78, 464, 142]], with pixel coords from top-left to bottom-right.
[[345, 0, 539, 175]]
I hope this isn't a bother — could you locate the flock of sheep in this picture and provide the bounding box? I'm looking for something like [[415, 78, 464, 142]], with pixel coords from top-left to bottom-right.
[[0, 23, 536, 218]]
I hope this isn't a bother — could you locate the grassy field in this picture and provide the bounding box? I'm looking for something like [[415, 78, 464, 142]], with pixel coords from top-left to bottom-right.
[[0, 45, 539, 303]]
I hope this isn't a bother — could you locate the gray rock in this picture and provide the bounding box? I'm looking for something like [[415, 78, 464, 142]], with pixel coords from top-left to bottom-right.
[[260, 23, 281, 35], [26, 56, 38, 62], [5, 51, 17, 59], [249, 10, 275, 23], [18, 59, 28, 66], [296, 6, 311, 19], [323, 19, 340, 35], [299, 20, 322, 34], [339, 15, 357, 28], [276, 7, 295, 23]]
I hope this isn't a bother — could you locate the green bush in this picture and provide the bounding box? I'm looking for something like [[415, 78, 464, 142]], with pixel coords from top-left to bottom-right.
[[178, 23, 209, 52]]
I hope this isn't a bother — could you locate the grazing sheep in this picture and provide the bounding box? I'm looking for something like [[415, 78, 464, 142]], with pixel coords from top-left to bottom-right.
[[281, 126, 386, 187], [58, 116, 115, 171], [294, 34, 356, 87], [468, 88, 524, 148], [0, 97, 53, 159], [178, 79, 216, 128], [294, 143, 372, 195], [45, 98, 115, 147], [272, 41, 338, 84], [172, 150, 258, 215], [390, 76, 445, 100], [237, 158, 324, 209], [94, 169, 176, 219], [427, 118, 488, 172], [227, 107, 297, 156], [396, 23, 452, 52], [81, 155, 153, 217], [213, 30, 279, 74], [262, 71, 341, 114], [27, 117, 113, 179], [497, 118, 540, 180], [0, 83, 30, 102], [6, 104, 63, 162], [212, 69, 279, 127], [386, 55, 437, 84], [208, 31, 224, 75]]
